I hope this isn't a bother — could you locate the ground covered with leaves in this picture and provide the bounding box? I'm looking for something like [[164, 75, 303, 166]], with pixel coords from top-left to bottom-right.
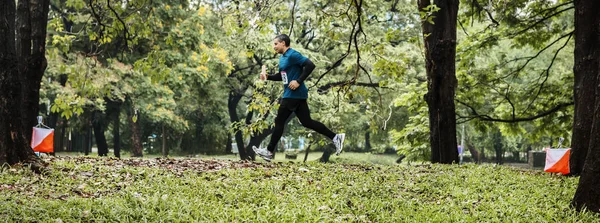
[[0, 156, 598, 222]]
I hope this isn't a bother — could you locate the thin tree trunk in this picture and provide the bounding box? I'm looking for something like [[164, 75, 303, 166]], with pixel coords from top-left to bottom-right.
[[48, 110, 61, 153], [303, 144, 311, 162], [365, 131, 371, 151], [572, 0, 600, 213], [495, 148, 504, 165], [175, 135, 183, 152], [128, 106, 143, 157], [162, 124, 167, 157], [85, 115, 92, 155], [113, 106, 121, 158], [93, 111, 109, 156], [228, 92, 250, 160], [492, 129, 504, 165], [418, 0, 460, 164], [481, 147, 486, 163], [55, 119, 64, 152], [106, 99, 122, 158], [53, 75, 68, 153], [467, 143, 480, 164]]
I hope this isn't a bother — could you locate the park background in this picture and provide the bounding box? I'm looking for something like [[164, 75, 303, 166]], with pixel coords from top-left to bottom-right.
[[2, 0, 600, 221]]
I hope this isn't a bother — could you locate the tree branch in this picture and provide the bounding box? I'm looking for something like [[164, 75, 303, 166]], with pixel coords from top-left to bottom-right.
[[457, 100, 573, 123], [289, 0, 297, 36], [522, 32, 573, 114], [472, 31, 574, 86], [106, 0, 130, 51], [458, 19, 469, 36], [310, 12, 356, 88], [510, 6, 574, 37], [484, 8, 499, 26], [317, 81, 384, 93]]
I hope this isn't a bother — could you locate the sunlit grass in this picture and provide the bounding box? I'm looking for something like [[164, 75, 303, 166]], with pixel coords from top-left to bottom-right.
[[1, 156, 598, 222], [207, 151, 400, 165], [55, 151, 402, 165]]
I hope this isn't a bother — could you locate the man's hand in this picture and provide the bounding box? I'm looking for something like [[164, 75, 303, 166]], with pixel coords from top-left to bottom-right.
[[288, 80, 299, 90], [260, 65, 267, 81]]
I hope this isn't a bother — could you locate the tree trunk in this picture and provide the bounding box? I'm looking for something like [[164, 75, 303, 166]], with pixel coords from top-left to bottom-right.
[[93, 111, 109, 156], [54, 119, 64, 152], [512, 151, 520, 162], [113, 105, 121, 158], [492, 129, 504, 165], [106, 99, 122, 158], [572, 0, 600, 213], [365, 131, 371, 151], [228, 92, 251, 160], [18, 0, 49, 141], [418, 0, 459, 164], [467, 143, 480, 164], [0, 0, 49, 170], [67, 130, 72, 151], [494, 147, 504, 165], [127, 106, 143, 157], [52, 75, 68, 153], [0, 2, 33, 164], [303, 144, 312, 162], [15, 0, 31, 139], [162, 124, 167, 157], [481, 147, 486, 163], [85, 116, 92, 155], [174, 135, 183, 152], [570, 0, 599, 176], [48, 110, 62, 153]]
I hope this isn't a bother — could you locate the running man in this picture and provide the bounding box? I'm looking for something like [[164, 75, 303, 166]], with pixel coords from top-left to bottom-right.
[[253, 34, 345, 161]]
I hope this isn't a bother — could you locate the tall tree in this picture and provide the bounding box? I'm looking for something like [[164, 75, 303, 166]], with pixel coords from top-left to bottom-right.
[[19, 0, 50, 141], [417, 0, 460, 163], [569, 0, 598, 176], [0, 0, 49, 168], [572, 0, 600, 213]]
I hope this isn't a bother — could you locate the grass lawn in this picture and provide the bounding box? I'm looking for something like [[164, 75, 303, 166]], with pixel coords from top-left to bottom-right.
[[208, 152, 400, 165], [1, 155, 598, 222], [56, 151, 401, 165]]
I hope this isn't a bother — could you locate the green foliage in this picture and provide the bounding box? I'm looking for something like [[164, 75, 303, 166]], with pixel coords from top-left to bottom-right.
[[44, 0, 239, 154], [40, 0, 579, 159], [50, 94, 85, 120], [1, 157, 598, 221]]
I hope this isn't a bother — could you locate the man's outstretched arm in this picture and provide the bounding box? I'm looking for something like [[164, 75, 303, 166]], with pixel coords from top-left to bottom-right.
[[267, 72, 282, 81], [260, 64, 282, 81]]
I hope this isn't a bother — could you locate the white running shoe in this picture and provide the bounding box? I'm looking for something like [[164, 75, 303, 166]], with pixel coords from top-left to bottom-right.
[[333, 133, 345, 155], [252, 146, 273, 162]]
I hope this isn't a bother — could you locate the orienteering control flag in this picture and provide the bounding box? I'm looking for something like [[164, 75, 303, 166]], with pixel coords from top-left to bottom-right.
[[31, 127, 54, 153], [544, 148, 570, 175]]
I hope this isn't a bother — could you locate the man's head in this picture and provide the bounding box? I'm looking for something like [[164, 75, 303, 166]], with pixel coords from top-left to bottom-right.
[[273, 34, 290, 54]]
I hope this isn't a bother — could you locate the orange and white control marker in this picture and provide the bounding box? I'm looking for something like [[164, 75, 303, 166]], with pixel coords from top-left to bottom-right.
[[31, 116, 54, 153], [544, 148, 570, 175]]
